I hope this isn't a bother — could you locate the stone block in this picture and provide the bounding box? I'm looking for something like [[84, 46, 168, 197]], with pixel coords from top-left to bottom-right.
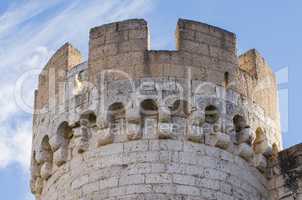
[[150, 140, 183, 151], [83, 181, 99, 194], [176, 185, 200, 196], [124, 140, 148, 152], [145, 173, 172, 184], [173, 174, 195, 185], [119, 174, 145, 185], [72, 174, 89, 189]]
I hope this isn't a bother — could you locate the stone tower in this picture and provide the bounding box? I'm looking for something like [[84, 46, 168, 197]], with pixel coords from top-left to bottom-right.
[[30, 19, 301, 200]]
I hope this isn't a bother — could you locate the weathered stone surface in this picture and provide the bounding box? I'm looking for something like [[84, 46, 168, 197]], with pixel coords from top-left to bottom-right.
[[205, 132, 231, 150], [96, 128, 113, 147], [53, 147, 68, 166], [158, 123, 174, 139], [40, 162, 52, 180], [127, 123, 142, 140], [186, 125, 204, 143], [237, 143, 254, 161]]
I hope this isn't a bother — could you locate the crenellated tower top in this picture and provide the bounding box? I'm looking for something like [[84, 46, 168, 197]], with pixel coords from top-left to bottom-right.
[[31, 19, 283, 200]]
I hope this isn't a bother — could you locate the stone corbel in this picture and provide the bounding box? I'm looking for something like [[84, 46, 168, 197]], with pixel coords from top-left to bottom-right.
[[158, 122, 174, 139], [237, 127, 252, 144], [237, 143, 254, 161], [36, 149, 52, 164], [40, 162, 52, 180], [203, 122, 231, 149], [187, 125, 204, 143], [158, 106, 170, 123], [205, 124, 231, 150], [190, 111, 204, 127], [157, 107, 174, 139], [254, 140, 270, 155], [253, 154, 268, 172], [53, 147, 68, 166], [205, 132, 230, 150], [31, 161, 41, 179], [186, 111, 204, 143], [214, 133, 231, 150], [203, 123, 214, 135], [97, 128, 113, 147], [49, 135, 67, 152], [127, 122, 142, 140], [262, 145, 273, 158]]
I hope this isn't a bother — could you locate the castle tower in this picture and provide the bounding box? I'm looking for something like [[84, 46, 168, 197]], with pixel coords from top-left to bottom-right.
[[30, 19, 288, 200]]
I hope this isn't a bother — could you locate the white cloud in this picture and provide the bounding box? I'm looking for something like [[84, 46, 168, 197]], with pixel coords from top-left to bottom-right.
[[0, 120, 32, 169], [0, 0, 154, 171]]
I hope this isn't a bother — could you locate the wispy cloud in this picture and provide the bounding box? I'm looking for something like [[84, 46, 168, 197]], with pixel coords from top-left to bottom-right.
[[0, 0, 62, 37], [0, 0, 154, 172]]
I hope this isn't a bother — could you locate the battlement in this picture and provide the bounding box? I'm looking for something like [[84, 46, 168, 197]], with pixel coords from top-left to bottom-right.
[[35, 19, 243, 111], [35, 43, 82, 110], [239, 49, 274, 79], [176, 19, 236, 55], [87, 18, 237, 82], [31, 18, 284, 200], [238, 49, 279, 125], [88, 19, 149, 82]]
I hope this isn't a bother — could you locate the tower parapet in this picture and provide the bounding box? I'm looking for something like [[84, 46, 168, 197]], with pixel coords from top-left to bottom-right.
[[30, 19, 285, 200], [88, 19, 149, 83], [238, 49, 281, 147], [35, 43, 82, 111]]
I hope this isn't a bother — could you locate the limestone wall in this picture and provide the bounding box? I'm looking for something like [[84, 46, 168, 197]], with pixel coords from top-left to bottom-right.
[[38, 140, 270, 200]]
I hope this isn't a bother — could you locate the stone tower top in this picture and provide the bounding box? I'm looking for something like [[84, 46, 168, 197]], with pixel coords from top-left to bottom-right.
[[30, 18, 285, 200]]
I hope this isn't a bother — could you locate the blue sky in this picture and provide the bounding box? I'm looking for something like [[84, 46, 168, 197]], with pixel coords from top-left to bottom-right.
[[0, 0, 300, 199]]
